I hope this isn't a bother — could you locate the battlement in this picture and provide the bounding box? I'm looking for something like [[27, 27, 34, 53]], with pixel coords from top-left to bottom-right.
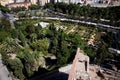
[[68, 48, 90, 80]]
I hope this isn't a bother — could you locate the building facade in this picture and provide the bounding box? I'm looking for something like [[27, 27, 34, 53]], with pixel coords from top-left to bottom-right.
[[14, 0, 25, 3], [38, 0, 50, 6], [0, 0, 14, 6], [7, 2, 31, 9], [1, 0, 120, 7], [30, 0, 38, 4]]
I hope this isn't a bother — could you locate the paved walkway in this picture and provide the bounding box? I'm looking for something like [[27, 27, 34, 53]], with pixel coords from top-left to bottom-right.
[[59, 64, 72, 74], [0, 54, 12, 80]]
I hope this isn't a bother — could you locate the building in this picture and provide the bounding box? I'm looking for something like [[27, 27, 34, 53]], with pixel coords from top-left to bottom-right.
[[68, 48, 90, 80], [7, 2, 31, 9], [63, 0, 70, 3], [14, 0, 25, 3], [0, 0, 14, 6], [39, 0, 50, 6], [1, 0, 120, 7], [30, 0, 38, 4], [70, 0, 80, 4], [55, 0, 70, 3], [0, 0, 9, 6], [53, 0, 93, 4]]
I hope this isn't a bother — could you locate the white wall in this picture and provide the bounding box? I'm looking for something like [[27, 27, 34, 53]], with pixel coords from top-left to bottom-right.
[[31, 0, 37, 4], [8, 0, 14, 3], [39, 0, 50, 6]]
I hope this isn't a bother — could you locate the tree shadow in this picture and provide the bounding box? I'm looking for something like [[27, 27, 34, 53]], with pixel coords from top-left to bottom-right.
[[45, 57, 57, 66], [28, 69, 68, 80], [28, 67, 49, 79]]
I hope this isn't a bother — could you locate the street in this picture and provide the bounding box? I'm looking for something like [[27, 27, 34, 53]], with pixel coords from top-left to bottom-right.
[[42, 17, 120, 30], [16, 15, 120, 30]]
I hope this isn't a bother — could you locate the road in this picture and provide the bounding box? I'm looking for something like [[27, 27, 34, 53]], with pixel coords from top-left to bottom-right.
[[45, 9, 120, 30], [42, 17, 120, 30], [11, 9, 120, 30], [16, 16, 120, 30], [0, 55, 12, 80]]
